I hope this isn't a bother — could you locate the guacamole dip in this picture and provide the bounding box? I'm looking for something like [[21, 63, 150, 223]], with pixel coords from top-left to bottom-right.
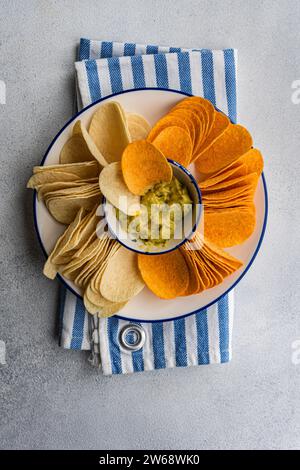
[[116, 177, 193, 248]]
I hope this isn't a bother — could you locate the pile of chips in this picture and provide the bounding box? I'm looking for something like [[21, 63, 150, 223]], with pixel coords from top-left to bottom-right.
[[28, 97, 264, 315], [199, 148, 263, 247], [148, 96, 228, 166], [27, 161, 101, 224], [138, 232, 242, 299], [42, 206, 144, 316]]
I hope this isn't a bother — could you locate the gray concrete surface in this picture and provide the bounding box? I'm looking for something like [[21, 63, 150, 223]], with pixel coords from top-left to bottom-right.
[[0, 0, 300, 450]]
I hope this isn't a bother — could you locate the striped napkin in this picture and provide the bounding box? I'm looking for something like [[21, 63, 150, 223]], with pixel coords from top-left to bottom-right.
[[59, 38, 237, 375]]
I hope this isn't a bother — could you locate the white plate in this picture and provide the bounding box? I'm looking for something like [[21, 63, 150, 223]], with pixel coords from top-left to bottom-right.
[[34, 89, 268, 322]]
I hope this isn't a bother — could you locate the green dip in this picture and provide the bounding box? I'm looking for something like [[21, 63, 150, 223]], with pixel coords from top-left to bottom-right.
[[116, 177, 193, 248]]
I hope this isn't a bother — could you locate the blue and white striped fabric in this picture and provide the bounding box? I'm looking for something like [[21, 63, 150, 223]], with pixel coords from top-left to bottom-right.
[[59, 38, 238, 374]]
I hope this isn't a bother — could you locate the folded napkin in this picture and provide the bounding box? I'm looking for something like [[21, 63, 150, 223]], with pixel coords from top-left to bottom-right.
[[59, 39, 237, 375]]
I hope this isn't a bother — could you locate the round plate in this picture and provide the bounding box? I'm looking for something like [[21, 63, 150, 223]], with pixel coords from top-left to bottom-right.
[[34, 88, 268, 322]]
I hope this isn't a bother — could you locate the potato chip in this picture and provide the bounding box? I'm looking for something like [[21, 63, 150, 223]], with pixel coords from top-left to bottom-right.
[[60, 120, 107, 166], [235, 148, 264, 176], [195, 124, 253, 174], [62, 238, 105, 281], [100, 246, 145, 302], [169, 108, 200, 146], [199, 163, 247, 189], [122, 140, 172, 195], [173, 97, 215, 142], [179, 248, 201, 295], [152, 126, 193, 167], [138, 250, 189, 299], [84, 291, 126, 317], [43, 208, 86, 279], [126, 113, 151, 141], [33, 161, 100, 178], [99, 162, 140, 215], [181, 233, 243, 293], [89, 101, 131, 163], [204, 205, 256, 247], [147, 114, 191, 143], [36, 178, 98, 201], [193, 110, 230, 161], [99, 301, 127, 318], [47, 190, 100, 224], [202, 173, 258, 197], [75, 234, 112, 287], [27, 171, 78, 188]]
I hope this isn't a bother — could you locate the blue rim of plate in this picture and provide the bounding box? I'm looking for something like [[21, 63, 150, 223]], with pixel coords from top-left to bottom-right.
[[103, 158, 202, 255], [33, 87, 268, 324]]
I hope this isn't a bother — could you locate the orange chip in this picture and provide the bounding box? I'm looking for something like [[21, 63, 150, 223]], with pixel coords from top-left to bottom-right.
[[170, 107, 204, 147], [201, 173, 259, 195], [199, 163, 247, 188], [202, 148, 264, 184], [195, 124, 253, 175], [198, 163, 247, 188], [147, 115, 190, 143], [138, 250, 189, 299], [152, 126, 193, 167], [193, 111, 230, 162], [235, 148, 264, 176], [122, 140, 172, 195], [204, 205, 256, 247], [181, 233, 243, 292], [174, 97, 215, 138], [179, 248, 201, 295]]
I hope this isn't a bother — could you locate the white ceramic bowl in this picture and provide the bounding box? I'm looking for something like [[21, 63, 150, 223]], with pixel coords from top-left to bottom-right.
[[104, 160, 202, 255]]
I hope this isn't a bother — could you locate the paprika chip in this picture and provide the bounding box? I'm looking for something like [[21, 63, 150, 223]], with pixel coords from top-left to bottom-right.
[[235, 148, 264, 176], [138, 250, 189, 299], [152, 126, 193, 167], [147, 114, 190, 143], [181, 233, 243, 293], [122, 140, 172, 195], [195, 124, 253, 174], [204, 205, 256, 247], [193, 111, 230, 162]]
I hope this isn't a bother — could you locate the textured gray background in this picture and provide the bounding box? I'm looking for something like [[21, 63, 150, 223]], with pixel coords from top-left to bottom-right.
[[0, 0, 300, 450]]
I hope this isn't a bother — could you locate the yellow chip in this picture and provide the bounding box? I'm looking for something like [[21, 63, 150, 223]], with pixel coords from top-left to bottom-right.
[[100, 246, 145, 302], [33, 161, 100, 178], [27, 171, 78, 189], [89, 101, 131, 163], [99, 162, 140, 215], [60, 120, 107, 166], [126, 113, 151, 141]]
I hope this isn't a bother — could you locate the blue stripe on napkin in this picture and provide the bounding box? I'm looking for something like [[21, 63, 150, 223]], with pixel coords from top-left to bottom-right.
[[131, 55, 146, 89], [196, 310, 210, 365], [152, 323, 166, 369], [201, 50, 216, 105], [224, 49, 237, 123], [85, 60, 101, 102]]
